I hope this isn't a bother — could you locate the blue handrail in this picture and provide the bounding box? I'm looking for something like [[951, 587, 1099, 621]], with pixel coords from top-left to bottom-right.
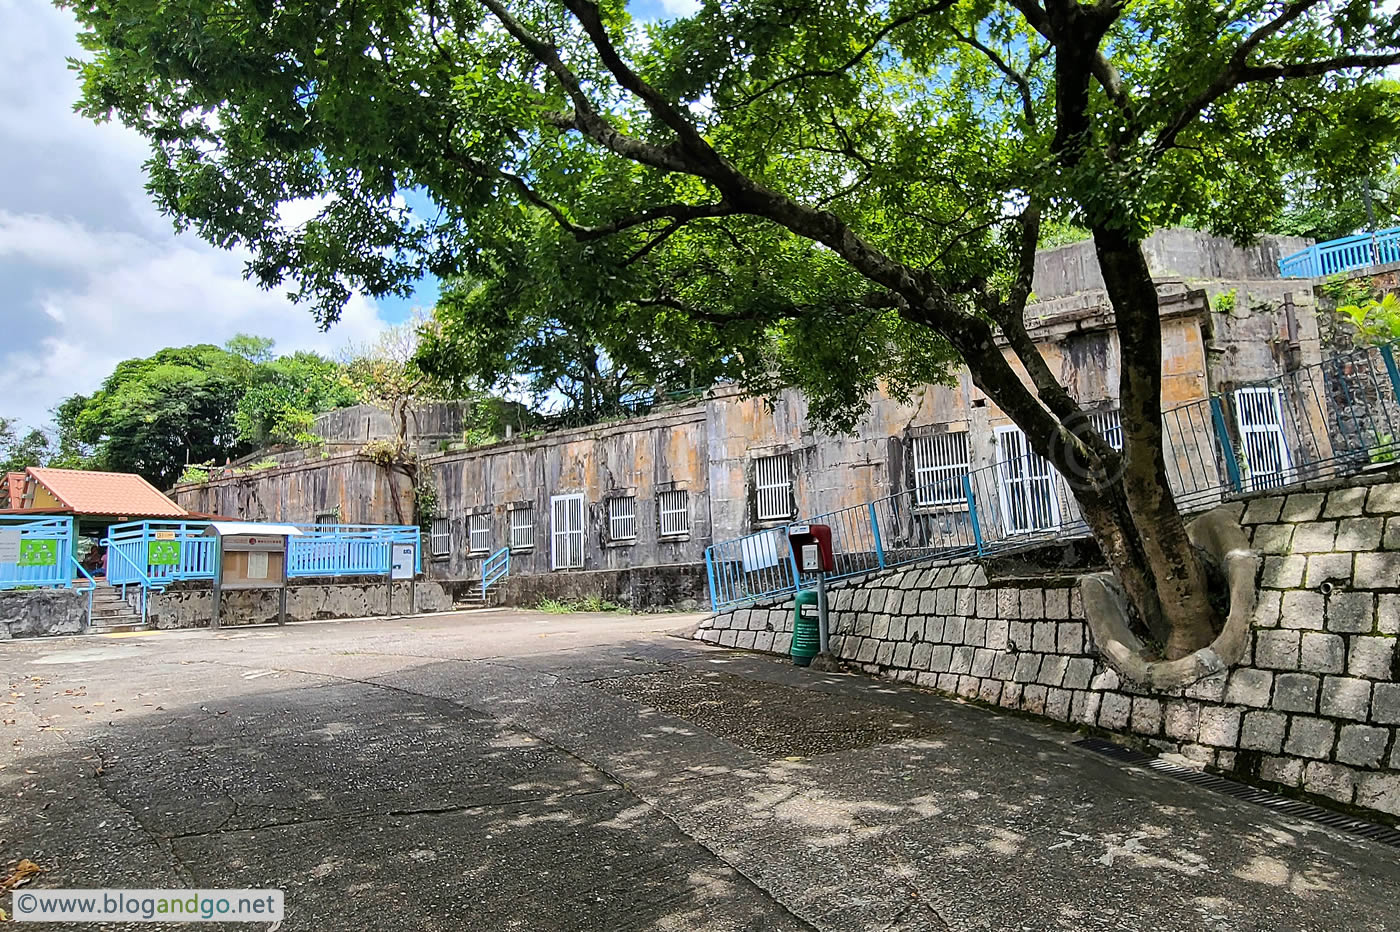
[[103, 542, 162, 627], [71, 557, 95, 629], [481, 547, 510, 600]]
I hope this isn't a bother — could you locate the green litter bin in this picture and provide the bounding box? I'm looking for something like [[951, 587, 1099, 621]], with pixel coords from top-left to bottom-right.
[[790, 589, 820, 666]]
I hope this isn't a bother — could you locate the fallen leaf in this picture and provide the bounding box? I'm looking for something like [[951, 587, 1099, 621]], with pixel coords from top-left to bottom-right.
[[1, 859, 42, 892]]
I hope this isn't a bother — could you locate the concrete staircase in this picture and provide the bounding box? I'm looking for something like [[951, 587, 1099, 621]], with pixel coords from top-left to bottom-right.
[[452, 579, 504, 612], [87, 583, 150, 633]]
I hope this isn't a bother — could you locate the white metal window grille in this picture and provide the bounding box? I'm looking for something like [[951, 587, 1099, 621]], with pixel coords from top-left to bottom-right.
[[911, 432, 969, 507], [430, 518, 450, 556], [995, 426, 1062, 534], [1090, 409, 1124, 451], [468, 512, 491, 554], [509, 506, 534, 551], [754, 453, 793, 521], [550, 493, 586, 570], [1234, 387, 1294, 491], [658, 490, 690, 537], [608, 496, 638, 542]]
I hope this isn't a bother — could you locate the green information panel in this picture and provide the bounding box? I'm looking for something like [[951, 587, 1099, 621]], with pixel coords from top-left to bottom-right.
[[18, 539, 58, 567], [148, 539, 182, 566]]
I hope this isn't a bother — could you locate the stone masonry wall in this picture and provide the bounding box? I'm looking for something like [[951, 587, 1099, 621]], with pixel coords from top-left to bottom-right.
[[695, 478, 1400, 821], [147, 579, 453, 629]]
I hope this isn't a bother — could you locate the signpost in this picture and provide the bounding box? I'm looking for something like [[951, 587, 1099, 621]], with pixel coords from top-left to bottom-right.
[[204, 523, 303, 630], [391, 542, 416, 615]]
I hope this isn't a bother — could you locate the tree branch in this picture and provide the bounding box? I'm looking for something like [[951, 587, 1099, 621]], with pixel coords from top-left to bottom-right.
[[950, 29, 1037, 126], [1152, 0, 1389, 154], [721, 1, 958, 111], [472, 0, 694, 174], [560, 0, 728, 175]]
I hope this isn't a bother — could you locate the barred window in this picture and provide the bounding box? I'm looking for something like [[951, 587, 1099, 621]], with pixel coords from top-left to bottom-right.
[[430, 518, 450, 557], [910, 432, 969, 507], [468, 512, 491, 554], [754, 453, 794, 521], [608, 496, 637, 542], [550, 493, 586, 569], [1090, 409, 1124, 451], [658, 490, 690, 537], [510, 505, 534, 551], [1234, 387, 1294, 491]]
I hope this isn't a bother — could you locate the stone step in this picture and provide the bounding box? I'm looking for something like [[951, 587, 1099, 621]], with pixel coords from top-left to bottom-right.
[[91, 613, 142, 625], [89, 622, 153, 634]]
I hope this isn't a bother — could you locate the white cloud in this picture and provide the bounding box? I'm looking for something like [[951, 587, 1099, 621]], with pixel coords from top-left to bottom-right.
[[0, 211, 387, 427], [0, 2, 390, 430], [654, 0, 700, 16]]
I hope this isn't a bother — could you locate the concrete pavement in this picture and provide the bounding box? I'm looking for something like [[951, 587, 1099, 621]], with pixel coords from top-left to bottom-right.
[[2, 608, 1397, 930]]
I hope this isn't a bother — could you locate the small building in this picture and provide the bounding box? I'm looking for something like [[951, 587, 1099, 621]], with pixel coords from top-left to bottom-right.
[[3, 467, 190, 568]]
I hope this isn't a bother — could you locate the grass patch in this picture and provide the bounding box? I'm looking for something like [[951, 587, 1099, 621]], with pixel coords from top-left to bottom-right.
[[536, 596, 630, 614]]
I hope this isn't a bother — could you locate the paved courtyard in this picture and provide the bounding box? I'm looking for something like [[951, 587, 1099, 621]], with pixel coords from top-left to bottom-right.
[[2, 609, 1398, 930]]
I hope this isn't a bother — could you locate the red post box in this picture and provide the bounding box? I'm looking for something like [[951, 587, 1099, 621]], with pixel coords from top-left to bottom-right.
[[787, 523, 834, 574]]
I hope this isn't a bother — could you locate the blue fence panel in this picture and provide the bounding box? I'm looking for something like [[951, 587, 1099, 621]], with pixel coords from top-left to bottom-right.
[[0, 515, 75, 590], [105, 520, 217, 584], [1279, 226, 1400, 278], [286, 524, 419, 578], [103, 520, 420, 587]]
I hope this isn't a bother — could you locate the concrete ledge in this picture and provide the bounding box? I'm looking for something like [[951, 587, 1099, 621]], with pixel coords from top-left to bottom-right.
[[148, 579, 452, 629]]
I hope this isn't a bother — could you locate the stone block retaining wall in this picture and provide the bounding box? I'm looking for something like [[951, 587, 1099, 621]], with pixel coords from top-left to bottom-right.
[[696, 479, 1400, 821]]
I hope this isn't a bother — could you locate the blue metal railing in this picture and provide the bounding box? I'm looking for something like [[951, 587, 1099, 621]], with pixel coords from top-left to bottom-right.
[[99, 521, 422, 614], [705, 339, 1400, 612], [481, 547, 510, 599], [1279, 227, 1400, 278], [104, 520, 218, 585], [0, 515, 75, 590], [104, 542, 161, 626], [71, 557, 95, 627], [286, 525, 420, 578]]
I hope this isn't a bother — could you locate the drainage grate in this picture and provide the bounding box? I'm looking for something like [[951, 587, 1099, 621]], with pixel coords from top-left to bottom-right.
[[1074, 737, 1400, 849]]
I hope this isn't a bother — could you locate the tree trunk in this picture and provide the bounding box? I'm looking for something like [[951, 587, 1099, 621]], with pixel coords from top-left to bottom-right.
[[942, 289, 1221, 660], [1091, 226, 1221, 659]]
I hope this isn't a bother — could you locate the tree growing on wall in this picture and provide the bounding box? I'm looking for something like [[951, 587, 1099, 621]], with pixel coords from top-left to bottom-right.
[[64, 0, 1400, 658]]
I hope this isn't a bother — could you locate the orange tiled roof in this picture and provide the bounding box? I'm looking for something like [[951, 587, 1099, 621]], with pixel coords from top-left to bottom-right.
[[26, 467, 187, 518]]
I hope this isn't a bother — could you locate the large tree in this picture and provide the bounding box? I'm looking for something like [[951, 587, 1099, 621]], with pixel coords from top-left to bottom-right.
[[63, 345, 252, 487], [63, 0, 1400, 658]]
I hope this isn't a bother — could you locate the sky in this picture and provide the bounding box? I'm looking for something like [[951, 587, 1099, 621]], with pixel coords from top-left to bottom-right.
[[0, 0, 702, 434], [0, 2, 434, 432]]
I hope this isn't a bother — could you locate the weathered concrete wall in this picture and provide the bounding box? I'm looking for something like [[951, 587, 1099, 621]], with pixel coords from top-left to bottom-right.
[[170, 237, 1322, 599], [313, 401, 473, 451], [1033, 229, 1313, 300], [147, 579, 452, 629], [499, 562, 706, 612], [1198, 281, 1322, 387], [422, 404, 710, 582], [171, 451, 410, 524], [0, 589, 88, 639], [705, 287, 1217, 542], [696, 477, 1400, 822]]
